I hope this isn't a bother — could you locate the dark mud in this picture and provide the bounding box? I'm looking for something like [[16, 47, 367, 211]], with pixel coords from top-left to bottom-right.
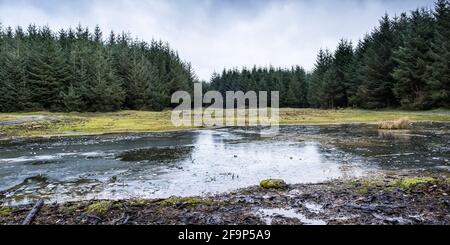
[[1, 173, 449, 225]]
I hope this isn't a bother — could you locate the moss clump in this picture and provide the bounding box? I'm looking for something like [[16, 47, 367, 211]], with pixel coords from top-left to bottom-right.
[[260, 179, 287, 189], [159, 197, 213, 207], [0, 207, 14, 217], [391, 177, 436, 189], [85, 201, 111, 215]]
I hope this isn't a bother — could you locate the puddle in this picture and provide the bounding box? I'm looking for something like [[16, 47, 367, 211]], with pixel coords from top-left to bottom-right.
[[0, 124, 448, 206], [256, 208, 326, 225], [304, 202, 323, 214]]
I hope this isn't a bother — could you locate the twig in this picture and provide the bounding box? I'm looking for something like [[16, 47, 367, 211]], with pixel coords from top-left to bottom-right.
[[22, 199, 44, 225]]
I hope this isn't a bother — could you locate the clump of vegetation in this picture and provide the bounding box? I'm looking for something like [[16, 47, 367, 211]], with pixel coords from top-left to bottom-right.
[[129, 199, 150, 207], [61, 203, 83, 212], [378, 118, 411, 130], [159, 197, 213, 207], [344, 178, 385, 194], [85, 201, 112, 215], [0, 117, 16, 121], [391, 177, 436, 189], [119, 146, 194, 162], [260, 179, 288, 189], [345, 176, 440, 194], [0, 207, 14, 217]]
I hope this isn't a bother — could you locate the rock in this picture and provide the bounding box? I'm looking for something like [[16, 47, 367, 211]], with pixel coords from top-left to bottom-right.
[[288, 189, 302, 196], [109, 176, 118, 183], [260, 179, 287, 189], [262, 195, 275, 200]]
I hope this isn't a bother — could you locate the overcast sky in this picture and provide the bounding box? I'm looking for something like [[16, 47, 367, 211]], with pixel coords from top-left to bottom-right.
[[0, 0, 436, 80]]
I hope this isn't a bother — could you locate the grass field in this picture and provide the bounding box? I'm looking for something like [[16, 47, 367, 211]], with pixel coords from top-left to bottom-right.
[[0, 108, 449, 138]]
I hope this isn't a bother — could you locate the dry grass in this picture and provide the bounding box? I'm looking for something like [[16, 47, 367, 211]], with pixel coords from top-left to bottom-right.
[[378, 118, 411, 130]]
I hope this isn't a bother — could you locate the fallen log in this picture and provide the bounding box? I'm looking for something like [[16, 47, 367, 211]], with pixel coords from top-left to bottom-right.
[[22, 199, 44, 225]]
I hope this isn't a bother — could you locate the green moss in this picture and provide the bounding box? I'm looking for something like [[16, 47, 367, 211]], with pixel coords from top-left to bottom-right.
[[159, 197, 213, 207], [85, 201, 111, 215], [391, 177, 436, 189], [345, 177, 438, 194], [260, 179, 287, 189], [0, 207, 14, 217], [0, 117, 16, 121], [129, 199, 149, 207], [344, 179, 384, 194], [62, 203, 83, 212]]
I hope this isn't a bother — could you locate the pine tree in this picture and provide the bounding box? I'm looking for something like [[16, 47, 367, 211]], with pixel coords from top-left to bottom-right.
[[308, 49, 333, 108], [355, 14, 399, 109], [126, 54, 159, 110], [90, 48, 125, 112], [428, 0, 450, 107], [393, 9, 435, 109], [26, 29, 71, 111], [60, 84, 82, 112], [348, 38, 368, 107], [321, 39, 354, 108], [0, 46, 18, 112]]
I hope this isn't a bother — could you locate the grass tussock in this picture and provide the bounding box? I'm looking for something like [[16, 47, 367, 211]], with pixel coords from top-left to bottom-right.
[[85, 201, 112, 215], [260, 179, 288, 189], [378, 118, 411, 130]]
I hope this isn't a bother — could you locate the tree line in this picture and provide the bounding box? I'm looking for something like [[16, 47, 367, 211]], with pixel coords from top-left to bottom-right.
[[0, 24, 195, 112], [207, 66, 308, 108], [209, 0, 450, 109], [0, 0, 449, 112]]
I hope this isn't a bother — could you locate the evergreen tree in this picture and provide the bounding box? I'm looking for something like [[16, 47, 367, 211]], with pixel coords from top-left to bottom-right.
[[355, 14, 400, 108], [90, 48, 125, 112], [321, 39, 354, 108], [0, 46, 18, 112], [393, 9, 435, 109], [308, 49, 333, 108], [26, 28, 72, 110], [60, 84, 82, 112], [428, 0, 450, 107], [348, 36, 371, 107], [126, 54, 158, 110]]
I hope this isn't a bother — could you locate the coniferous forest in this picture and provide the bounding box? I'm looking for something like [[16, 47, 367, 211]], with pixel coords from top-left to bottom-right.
[[210, 0, 450, 110], [0, 0, 449, 112], [0, 25, 195, 112]]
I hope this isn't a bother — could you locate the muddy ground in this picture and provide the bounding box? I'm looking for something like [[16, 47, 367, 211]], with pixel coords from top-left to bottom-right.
[[1, 172, 449, 225], [0, 115, 60, 126]]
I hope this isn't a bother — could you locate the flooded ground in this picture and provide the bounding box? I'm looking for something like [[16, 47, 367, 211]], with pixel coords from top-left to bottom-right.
[[0, 123, 449, 206]]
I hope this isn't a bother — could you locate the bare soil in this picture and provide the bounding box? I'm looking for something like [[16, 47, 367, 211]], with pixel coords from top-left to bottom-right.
[[1, 173, 449, 225]]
